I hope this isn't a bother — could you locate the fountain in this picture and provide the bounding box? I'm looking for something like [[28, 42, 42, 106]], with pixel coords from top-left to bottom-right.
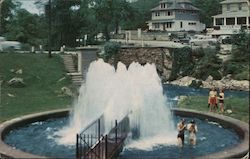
[[0, 59, 249, 158], [56, 58, 176, 146]]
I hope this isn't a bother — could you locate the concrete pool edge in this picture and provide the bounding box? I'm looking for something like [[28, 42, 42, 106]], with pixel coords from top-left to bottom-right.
[[0, 108, 248, 159], [0, 109, 71, 159]]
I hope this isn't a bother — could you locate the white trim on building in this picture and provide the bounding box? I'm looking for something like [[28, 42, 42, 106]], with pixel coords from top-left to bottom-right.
[[147, 0, 205, 32], [210, 0, 250, 36]]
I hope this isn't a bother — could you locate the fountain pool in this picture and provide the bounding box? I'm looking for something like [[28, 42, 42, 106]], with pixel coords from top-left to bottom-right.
[[3, 114, 241, 159]]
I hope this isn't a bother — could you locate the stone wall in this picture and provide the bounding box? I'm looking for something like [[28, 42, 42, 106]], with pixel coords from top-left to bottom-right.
[[108, 47, 173, 81]]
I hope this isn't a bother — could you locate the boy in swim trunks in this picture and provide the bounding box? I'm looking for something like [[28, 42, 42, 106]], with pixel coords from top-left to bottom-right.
[[177, 118, 186, 147]]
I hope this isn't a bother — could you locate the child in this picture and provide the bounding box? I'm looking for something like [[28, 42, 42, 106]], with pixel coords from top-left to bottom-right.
[[187, 120, 198, 145]]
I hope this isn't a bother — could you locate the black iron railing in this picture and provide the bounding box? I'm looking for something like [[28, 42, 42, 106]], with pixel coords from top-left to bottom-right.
[[76, 115, 129, 159]]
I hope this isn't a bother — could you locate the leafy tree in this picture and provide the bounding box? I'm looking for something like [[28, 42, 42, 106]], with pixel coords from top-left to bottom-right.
[[0, 0, 20, 34], [230, 30, 250, 62], [191, 0, 223, 27], [192, 48, 222, 80], [93, 0, 134, 40], [170, 47, 194, 80], [126, 0, 158, 29], [4, 9, 45, 46]]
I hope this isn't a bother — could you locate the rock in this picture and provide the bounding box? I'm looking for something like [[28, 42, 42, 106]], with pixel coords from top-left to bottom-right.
[[8, 77, 26, 87], [10, 69, 15, 73], [15, 69, 23, 74], [205, 75, 213, 82], [170, 76, 196, 86], [226, 109, 233, 114], [7, 93, 15, 97], [61, 87, 73, 96]]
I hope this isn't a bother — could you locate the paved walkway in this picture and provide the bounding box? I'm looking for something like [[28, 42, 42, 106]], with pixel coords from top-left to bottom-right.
[[110, 39, 189, 48]]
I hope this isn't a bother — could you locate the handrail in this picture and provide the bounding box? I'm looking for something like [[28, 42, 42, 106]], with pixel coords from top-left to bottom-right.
[[80, 114, 104, 135], [76, 113, 130, 159]]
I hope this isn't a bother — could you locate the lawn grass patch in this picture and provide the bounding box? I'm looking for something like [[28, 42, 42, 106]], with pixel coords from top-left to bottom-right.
[[178, 96, 249, 123], [0, 53, 73, 122]]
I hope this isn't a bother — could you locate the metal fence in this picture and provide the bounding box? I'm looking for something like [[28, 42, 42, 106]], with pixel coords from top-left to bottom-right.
[[76, 115, 129, 159]]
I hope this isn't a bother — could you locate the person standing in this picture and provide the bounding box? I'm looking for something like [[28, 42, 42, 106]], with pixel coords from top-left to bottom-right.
[[218, 88, 225, 113], [177, 118, 186, 147], [187, 120, 198, 145], [208, 87, 217, 112]]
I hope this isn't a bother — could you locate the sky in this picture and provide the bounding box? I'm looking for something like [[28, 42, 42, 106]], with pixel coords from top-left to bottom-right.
[[20, 0, 40, 14]]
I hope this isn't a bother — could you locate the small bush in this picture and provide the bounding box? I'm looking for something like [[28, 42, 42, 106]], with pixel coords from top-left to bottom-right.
[[189, 80, 202, 88], [103, 42, 121, 60]]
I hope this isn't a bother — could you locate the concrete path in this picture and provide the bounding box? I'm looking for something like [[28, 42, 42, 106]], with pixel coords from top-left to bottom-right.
[[110, 39, 189, 48]]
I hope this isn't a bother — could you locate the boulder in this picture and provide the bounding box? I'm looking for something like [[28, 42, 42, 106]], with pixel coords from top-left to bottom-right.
[[15, 69, 23, 74], [170, 76, 196, 86], [8, 77, 26, 87], [61, 87, 74, 97], [205, 75, 213, 82]]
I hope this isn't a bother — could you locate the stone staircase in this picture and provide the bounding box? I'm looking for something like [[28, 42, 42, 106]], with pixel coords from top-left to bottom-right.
[[61, 54, 83, 87]]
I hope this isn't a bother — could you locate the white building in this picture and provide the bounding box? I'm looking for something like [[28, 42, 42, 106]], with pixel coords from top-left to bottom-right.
[[210, 0, 250, 36], [147, 0, 205, 32]]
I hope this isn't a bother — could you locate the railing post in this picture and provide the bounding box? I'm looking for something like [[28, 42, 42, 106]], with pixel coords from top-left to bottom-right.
[[76, 134, 79, 159], [98, 119, 101, 159], [83, 134, 85, 156], [105, 135, 108, 159], [115, 120, 118, 144]]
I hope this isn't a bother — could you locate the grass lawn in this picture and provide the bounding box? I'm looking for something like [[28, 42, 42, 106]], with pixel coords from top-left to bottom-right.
[[0, 53, 73, 123], [178, 96, 249, 123]]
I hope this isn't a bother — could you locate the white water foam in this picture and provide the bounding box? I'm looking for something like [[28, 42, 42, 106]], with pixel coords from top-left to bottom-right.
[[55, 59, 176, 149]]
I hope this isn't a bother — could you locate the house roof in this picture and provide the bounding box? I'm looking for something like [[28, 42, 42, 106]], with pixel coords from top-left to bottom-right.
[[213, 11, 249, 18], [151, 0, 199, 11], [220, 0, 249, 4], [159, 0, 191, 3]]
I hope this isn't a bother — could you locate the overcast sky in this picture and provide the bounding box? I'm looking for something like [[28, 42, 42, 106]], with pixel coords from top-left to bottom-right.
[[20, 0, 40, 14]]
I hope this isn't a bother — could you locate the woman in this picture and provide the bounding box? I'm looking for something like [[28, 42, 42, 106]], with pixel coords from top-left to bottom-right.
[[218, 88, 225, 113], [208, 87, 217, 112], [187, 120, 198, 145]]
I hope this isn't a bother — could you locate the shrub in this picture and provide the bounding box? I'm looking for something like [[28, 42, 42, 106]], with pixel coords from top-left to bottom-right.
[[169, 47, 194, 81], [103, 42, 121, 60], [189, 80, 202, 88], [192, 48, 222, 80]]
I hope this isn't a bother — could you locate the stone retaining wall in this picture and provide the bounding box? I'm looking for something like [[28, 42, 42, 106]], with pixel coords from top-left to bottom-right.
[[108, 47, 173, 81]]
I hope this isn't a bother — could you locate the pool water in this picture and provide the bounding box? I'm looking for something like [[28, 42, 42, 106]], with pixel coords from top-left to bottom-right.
[[4, 116, 240, 158], [119, 116, 240, 159]]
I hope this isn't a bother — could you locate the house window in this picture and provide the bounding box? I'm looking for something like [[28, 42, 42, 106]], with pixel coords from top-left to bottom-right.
[[226, 18, 235, 25], [215, 18, 224, 25], [161, 3, 166, 8], [180, 21, 183, 28], [165, 11, 172, 16], [188, 22, 196, 25], [155, 12, 160, 16], [166, 22, 172, 28], [238, 3, 242, 10], [155, 23, 160, 28], [237, 17, 246, 25], [227, 4, 230, 11]]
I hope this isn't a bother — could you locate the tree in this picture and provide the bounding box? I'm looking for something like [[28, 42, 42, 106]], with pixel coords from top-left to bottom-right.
[[126, 0, 159, 29], [4, 9, 45, 46], [93, 0, 133, 40], [191, 0, 223, 27], [0, 0, 20, 34], [230, 30, 250, 62]]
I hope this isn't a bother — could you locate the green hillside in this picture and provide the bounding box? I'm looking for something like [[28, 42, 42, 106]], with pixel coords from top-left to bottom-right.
[[0, 53, 73, 122]]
